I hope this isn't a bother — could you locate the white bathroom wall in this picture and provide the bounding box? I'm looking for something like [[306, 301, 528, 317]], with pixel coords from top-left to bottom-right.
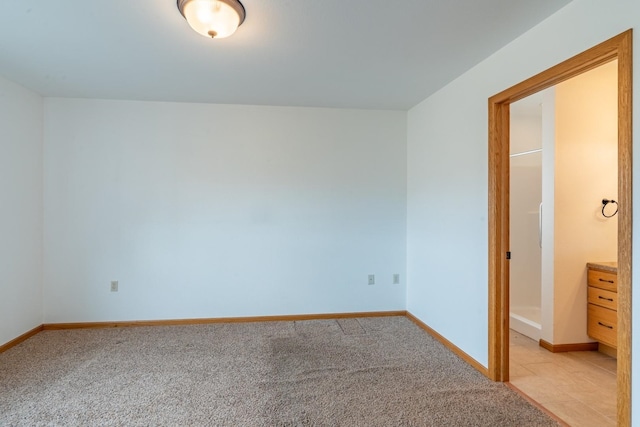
[[540, 88, 556, 344], [552, 60, 618, 344], [0, 75, 43, 345], [407, 0, 639, 382], [43, 99, 407, 323]]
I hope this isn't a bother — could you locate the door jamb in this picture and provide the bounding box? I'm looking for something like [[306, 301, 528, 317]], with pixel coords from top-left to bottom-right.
[[487, 29, 632, 425]]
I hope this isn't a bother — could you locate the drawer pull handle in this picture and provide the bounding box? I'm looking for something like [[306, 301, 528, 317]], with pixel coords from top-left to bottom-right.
[[599, 278, 615, 283], [598, 296, 614, 302], [598, 322, 614, 329]]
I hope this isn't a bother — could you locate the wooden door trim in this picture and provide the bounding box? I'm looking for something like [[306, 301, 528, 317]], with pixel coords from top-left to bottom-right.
[[488, 29, 632, 425]]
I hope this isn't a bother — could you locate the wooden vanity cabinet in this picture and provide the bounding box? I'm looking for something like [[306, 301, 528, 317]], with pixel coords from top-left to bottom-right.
[[587, 265, 617, 348]]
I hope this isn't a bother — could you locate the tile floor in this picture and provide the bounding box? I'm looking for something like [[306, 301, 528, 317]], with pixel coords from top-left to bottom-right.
[[509, 330, 617, 427]]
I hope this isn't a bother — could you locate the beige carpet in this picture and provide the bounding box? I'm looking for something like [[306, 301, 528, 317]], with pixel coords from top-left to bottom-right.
[[0, 316, 559, 426]]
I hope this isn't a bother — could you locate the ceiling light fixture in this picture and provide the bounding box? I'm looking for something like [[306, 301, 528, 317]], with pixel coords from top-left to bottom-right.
[[177, 0, 246, 39]]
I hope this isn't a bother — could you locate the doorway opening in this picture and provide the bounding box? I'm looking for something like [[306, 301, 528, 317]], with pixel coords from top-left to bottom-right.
[[487, 30, 632, 425]]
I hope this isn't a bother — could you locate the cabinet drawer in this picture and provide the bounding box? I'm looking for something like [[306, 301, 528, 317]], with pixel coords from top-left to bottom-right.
[[587, 303, 617, 348], [587, 269, 617, 292], [588, 286, 617, 310]]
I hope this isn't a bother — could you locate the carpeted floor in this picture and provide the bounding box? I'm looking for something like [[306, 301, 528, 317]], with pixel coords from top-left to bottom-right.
[[0, 316, 559, 426]]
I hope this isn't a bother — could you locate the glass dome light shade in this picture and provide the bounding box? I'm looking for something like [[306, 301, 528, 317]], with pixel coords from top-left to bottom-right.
[[177, 0, 245, 39]]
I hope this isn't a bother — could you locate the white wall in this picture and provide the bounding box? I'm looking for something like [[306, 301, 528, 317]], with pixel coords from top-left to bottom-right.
[[406, 90, 489, 364], [552, 60, 618, 344], [0, 75, 43, 345], [406, 0, 639, 401], [43, 99, 407, 323], [541, 88, 556, 345]]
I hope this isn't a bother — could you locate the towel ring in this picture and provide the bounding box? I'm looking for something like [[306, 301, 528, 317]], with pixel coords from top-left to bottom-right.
[[602, 199, 618, 218]]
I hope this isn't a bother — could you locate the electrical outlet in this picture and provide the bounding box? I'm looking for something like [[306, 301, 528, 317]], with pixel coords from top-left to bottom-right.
[[110, 281, 118, 292], [393, 274, 400, 284], [368, 275, 375, 285]]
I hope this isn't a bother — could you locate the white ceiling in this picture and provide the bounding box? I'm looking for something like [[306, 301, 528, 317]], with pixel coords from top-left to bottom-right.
[[0, 0, 572, 110]]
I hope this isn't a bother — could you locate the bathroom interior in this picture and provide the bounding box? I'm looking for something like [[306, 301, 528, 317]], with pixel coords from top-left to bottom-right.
[[509, 59, 619, 358]]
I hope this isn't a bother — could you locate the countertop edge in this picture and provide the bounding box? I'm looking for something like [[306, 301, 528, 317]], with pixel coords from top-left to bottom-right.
[[587, 262, 618, 273]]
